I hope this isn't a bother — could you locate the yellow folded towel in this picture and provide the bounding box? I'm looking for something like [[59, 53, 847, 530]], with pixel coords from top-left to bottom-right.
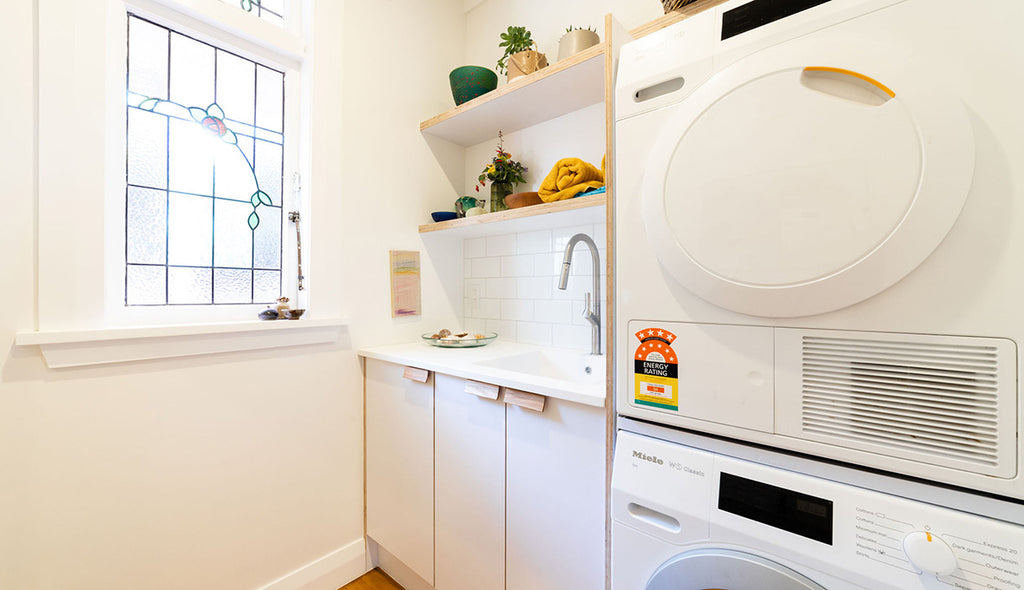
[[538, 157, 605, 203]]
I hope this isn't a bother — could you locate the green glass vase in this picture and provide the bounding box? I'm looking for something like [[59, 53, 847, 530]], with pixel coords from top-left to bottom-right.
[[490, 182, 513, 213]]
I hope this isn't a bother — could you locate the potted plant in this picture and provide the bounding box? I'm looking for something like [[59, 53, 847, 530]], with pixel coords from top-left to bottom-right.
[[557, 26, 600, 61], [476, 131, 527, 213], [497, 26, 548, 82]]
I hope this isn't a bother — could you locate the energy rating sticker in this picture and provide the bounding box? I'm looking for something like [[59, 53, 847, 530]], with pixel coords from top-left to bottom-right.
[[633, 328, 679, 411]]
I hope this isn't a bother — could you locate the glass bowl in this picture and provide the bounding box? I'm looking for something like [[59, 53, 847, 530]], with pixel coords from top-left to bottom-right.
[[422, 331, 498, 348]]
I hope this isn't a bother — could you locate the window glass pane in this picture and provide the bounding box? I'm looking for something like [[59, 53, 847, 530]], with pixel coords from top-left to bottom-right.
[[169, 32, 215, 111], [167, 192, 213, 266], [254, 270, 281, 303], [256, 66, 283, 133], [126, 14, 285, 307], [214, 138, 257, 201], [127, 109, 168, 189], [168, 118, 215, 195], [127, 265, 167, 305], [127, 187, 167, 264], [216, 51, 256, 127], [168, 267, 213, 304], [127, 18, 168, 99], [214, 199, 254, 268], [255, 139, 283, 204], [214, 269, 253, 303], [253, 206, 281, 269]]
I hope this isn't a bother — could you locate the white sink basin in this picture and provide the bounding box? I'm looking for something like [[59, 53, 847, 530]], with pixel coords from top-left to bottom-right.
[[474, 350, 605, 383]]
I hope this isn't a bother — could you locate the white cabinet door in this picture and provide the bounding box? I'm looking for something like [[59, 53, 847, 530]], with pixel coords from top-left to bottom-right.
[[434, 373, 505, 590], [506, 398, 606, 590], [365, 360, 434, 585]]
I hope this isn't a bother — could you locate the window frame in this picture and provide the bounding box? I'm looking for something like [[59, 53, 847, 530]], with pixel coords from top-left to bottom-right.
[[38, 0, 309, 330]]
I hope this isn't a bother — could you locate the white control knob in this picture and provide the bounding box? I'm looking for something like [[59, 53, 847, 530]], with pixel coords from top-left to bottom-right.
[[903, 531, 958, 575]]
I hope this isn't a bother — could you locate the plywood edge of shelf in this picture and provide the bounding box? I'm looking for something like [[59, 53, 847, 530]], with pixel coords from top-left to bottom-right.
[[418, 194, 606, 234], [419, 43, 607, 135], [629, 0, 731, 38]]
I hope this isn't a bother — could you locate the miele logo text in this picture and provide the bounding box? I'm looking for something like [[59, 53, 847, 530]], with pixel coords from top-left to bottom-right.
[[633, 450, 664, 465]]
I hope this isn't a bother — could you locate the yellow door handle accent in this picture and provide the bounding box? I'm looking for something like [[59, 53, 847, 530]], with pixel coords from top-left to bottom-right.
[[803, 66, 895, 98]]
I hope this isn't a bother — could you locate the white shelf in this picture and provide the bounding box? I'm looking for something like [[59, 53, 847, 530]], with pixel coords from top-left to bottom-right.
[[16, 318, 347, 368], [419, 45, 606, 147], [418, 193, 605, 238]]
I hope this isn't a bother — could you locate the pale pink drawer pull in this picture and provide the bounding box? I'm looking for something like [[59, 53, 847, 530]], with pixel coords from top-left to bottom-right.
[[464, 380, 500, 400], [402, 366, 430, 383], [504, 388, 546, 412]]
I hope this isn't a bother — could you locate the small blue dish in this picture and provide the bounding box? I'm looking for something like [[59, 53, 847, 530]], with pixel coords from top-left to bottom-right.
[[431, 211, 458, 222]]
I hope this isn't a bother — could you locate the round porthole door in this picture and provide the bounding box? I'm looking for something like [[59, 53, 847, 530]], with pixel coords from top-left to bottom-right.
[[641, 40, 974, 317], [646, 548, 827, 590]]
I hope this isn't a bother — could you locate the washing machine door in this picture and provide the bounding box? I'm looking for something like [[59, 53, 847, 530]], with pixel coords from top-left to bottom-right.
[[647, 548, 826, 590], [641, 40, 974, 318]]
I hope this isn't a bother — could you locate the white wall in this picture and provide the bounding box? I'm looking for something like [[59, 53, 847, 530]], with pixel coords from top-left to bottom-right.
[[0, 1, 464, 589]]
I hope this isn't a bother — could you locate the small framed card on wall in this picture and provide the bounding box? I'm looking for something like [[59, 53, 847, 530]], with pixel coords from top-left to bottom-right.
[[389, 250, 422, 317]]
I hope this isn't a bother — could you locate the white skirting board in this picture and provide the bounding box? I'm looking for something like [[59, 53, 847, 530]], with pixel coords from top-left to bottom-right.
[[256, 538, 366, 590]]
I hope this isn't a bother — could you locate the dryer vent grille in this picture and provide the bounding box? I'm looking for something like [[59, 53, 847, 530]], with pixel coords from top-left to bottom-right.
[[799, 336, 1006, 473]]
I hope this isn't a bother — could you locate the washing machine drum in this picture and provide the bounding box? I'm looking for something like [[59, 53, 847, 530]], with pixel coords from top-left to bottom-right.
[[641, 43, 975, 318], [646, 548, 826, 590]]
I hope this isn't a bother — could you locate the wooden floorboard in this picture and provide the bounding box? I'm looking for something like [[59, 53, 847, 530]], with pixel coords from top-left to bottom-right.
[[338, 568, 405, 590]]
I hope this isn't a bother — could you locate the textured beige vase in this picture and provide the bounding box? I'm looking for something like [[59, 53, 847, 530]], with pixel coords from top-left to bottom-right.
[[557, 29, 600, 61], [507, 49, 548, 81]]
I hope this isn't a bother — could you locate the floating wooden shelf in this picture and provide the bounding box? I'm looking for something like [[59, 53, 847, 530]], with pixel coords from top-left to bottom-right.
[[418, 193, 606, 236], [419, 44, 606, 147]]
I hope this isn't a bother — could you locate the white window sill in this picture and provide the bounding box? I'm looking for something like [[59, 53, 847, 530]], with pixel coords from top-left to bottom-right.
[[15, 318, 347, 368]]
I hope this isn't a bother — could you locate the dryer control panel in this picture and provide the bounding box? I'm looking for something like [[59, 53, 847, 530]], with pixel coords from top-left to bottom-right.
[[612, 430, 1024, 590]]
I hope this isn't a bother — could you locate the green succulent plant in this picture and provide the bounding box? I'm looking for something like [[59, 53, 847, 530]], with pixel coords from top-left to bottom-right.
[[497, 26, 535, 75], [564, 25, 597, 34]]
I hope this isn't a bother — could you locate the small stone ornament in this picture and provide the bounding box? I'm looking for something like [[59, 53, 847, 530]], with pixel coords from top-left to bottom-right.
[[258, 307, 279, 321]]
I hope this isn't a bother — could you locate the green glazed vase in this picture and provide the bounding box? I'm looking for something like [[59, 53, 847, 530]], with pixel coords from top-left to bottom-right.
[[490, 182, 513, 213], [449, 66, 498, 106]]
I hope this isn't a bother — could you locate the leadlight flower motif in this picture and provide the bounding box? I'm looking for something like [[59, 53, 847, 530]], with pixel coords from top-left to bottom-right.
[[187, 103, 239, 144], [240, 0, 262, 12], [137, 97, 271, 230]]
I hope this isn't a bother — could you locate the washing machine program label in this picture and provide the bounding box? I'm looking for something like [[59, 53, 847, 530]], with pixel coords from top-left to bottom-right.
[[633, 328, 680, 411]]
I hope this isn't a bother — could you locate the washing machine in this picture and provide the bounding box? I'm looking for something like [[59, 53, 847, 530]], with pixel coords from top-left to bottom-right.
[[612, 418, 1024, 590], [614, 0, 1024, 500]]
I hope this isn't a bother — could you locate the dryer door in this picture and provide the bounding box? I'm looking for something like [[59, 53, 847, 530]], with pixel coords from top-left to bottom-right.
[[641, 41, 974, 318], [647, 548, 826, 590]]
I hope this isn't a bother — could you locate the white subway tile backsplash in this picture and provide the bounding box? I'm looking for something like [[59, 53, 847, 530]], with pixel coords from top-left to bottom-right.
[[533, 252, 558, 277], [517, 322, 553, 346], [517, 230, 553, 254], [487, 319, 517, 340], [478, 298, 501, 320], [553, 324, 592, 351], [465, 278, 485, 300], [501, 299, 534, 321], [465, 318, 487, 334], [465, 237, 487, 258], [462, 223, 606, 354], [485, 277, 517, 299], [464, 259, 473, 277], [471, 257, 502, 278], [518, 276, 553, 300], [552, 225, 595, 251], [534, 300, 572, 324], [501, 255, 534, 277], [486, 234, 517, 257]]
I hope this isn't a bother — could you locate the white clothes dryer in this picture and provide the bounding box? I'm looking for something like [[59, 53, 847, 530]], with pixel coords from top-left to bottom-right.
[[612, 419, 1024, 590], [614, 0, 1024, 500]]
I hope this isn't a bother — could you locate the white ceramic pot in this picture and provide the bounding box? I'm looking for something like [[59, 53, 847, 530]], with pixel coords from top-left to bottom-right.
[[557, 29, 600, 61], [465, 207, 486, 217]]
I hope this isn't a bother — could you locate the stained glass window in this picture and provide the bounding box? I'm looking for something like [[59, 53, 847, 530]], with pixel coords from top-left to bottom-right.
[[231, 0, 286, 27], [126, 14, 285, 306]]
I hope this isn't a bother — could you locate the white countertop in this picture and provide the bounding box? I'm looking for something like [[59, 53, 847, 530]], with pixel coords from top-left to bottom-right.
[[358, 340, 607, 408]]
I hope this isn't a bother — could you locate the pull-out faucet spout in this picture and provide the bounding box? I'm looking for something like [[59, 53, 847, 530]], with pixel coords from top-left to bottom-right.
[[558, 233, 601, 355]]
